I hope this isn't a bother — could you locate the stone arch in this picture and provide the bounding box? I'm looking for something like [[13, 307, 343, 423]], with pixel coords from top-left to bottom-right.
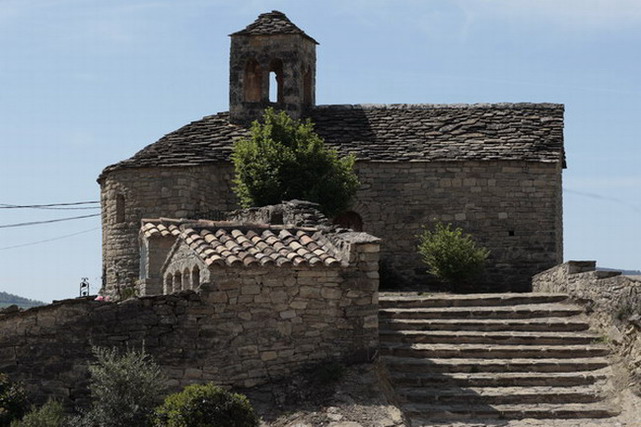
[[268, 58, 284, 104], [244, 58, 262, 102], [192, 266, 201, 289], [173, 271, 182, 293], [183, 268, 190, 290], [333, 211, 364, 232], [164, 273, 173, 295]]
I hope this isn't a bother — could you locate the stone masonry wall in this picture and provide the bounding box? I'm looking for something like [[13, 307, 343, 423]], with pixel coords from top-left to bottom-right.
[[102, 159, 562, 293], [533, 262, 641, 388], [0, 237, 378, 407], [354, 160, 563, 291], [101, 164, 237, 293]]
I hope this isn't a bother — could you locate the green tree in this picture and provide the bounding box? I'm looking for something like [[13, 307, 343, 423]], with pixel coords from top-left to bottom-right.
[[417, 223, 490, 290], [0, 373, 28, 427], [75, 347, 167, 427], [232, 108, 359, 216]]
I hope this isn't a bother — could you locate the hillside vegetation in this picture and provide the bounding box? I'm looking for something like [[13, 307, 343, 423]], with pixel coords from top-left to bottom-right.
[[0, 291, 45, 309]]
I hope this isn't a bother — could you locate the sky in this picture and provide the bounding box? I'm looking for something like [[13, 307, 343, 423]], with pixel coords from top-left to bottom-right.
[[0, 0, 639, 303]]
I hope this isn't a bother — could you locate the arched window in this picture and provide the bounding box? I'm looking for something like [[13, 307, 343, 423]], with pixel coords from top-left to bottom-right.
[[268, 59, 283, 104], [173, 271, 182, 293], [303, 66, 312, 107], [333, 211, 364, 232], [115, 194, 125, 223], [192, 266, 200, 289], [164, 273, 173, 295], [244, 59, 262, 102]]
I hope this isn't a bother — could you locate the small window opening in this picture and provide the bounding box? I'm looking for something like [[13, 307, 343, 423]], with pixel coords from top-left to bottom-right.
[[115, 194, 125, 223], [333, 211, 364, 232], [508, 230, 515, 236], [244, 59, 262, 102], [192, 266, 200, 289], [303, 66, 312, 106], [173, 271, 182, 293], [268, 59, 283, 104]]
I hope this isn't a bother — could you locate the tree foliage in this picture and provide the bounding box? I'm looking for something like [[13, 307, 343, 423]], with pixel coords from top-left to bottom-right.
[[76, 347, 166, 427], [154, 383, 259, 427], [417, 223, 490, 289], [0, 373, 28, 427], [10, 399, 66, 427], [232, 108, 359, 216]]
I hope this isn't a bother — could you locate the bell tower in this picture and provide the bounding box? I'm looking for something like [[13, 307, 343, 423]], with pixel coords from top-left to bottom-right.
[[229, 11, 318, 125]]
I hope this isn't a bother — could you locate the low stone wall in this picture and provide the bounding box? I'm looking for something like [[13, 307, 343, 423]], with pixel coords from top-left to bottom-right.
[[0, 246, 378, 407], [533, 261, 641, 388]]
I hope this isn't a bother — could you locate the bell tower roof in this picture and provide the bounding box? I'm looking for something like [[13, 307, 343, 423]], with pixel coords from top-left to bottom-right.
[[230, 10, 318, 44]]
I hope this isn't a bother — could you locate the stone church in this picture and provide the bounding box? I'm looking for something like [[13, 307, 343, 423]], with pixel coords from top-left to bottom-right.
[[99, 11, 565, 295]]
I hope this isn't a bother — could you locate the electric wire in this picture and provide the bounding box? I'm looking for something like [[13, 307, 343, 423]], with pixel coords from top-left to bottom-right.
[[0, 201, 100, 209], [0, 213, 100, 229], [0, 227, 100, 251]]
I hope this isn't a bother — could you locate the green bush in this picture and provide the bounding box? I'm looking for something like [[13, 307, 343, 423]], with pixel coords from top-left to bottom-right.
[[10, 399, 66, 427], [0, 373, 28, 427], [232, 108, 359, 216], [80, 346, 167, 427], [312, 362, 345, 386], [155, 383, 259, 427], [417, 223, 490, 290]]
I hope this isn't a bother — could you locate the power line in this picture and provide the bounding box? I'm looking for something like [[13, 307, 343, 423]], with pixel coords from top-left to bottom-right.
[[0, 213, 100, 229], [564, 188, 641, 214], [0, 227, 100, 251], [0, 201, 100, 209]]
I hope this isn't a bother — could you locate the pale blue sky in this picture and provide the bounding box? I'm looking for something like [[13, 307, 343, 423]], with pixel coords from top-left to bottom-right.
[[1, 0, 639, 302]]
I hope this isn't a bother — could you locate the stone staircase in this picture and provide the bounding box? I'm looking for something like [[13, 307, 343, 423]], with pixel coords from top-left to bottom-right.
[[379, 292, 619, 426]]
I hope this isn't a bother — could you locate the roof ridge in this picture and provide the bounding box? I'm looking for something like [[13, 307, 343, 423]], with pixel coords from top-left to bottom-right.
[[230, 10, 318, 44], [313, 103, 564, 110]]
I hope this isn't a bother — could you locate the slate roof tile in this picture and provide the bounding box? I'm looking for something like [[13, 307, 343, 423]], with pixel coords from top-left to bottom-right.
[[230, 10, 318, 44], [101, 103, 564, 179]]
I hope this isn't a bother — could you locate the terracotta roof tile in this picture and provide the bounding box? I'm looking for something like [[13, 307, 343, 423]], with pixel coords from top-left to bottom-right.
[[157, 221, 342, 268], [141, 219, 181, 238], [101, 103, 565, 179]]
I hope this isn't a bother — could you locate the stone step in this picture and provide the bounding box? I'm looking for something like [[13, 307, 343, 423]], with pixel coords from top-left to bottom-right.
[[379, 329, 600, 345], [379, 304, 584, 320], [404, 402, 618, 421], [380, 343, 609, 359], [379, 292, 569, 308], [380, 317, 591, 332], [397, 385, 604, 405], [381, 356, 610, 373], [390, 370, 609, 388]]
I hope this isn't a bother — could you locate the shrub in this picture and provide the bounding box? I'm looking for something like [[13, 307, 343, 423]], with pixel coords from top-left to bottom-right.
[[80, 346, 167, 427], [312, 361, 345, 386], [155, 383, 259, 427], [10, 399, 66, 427], [231, 108, 359, 216], [0, 373, 28, 426], [417, 223, 490, 290]]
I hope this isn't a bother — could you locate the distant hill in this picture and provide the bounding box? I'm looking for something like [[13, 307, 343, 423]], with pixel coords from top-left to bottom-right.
[[598, 267, 641, 276], [0, 291, 45, 309]]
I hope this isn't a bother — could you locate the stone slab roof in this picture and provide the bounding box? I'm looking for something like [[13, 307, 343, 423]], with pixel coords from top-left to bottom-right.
[[100, 103, 564, 179], [142, 219, 340, 268], [230, 10, 318, 44]]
